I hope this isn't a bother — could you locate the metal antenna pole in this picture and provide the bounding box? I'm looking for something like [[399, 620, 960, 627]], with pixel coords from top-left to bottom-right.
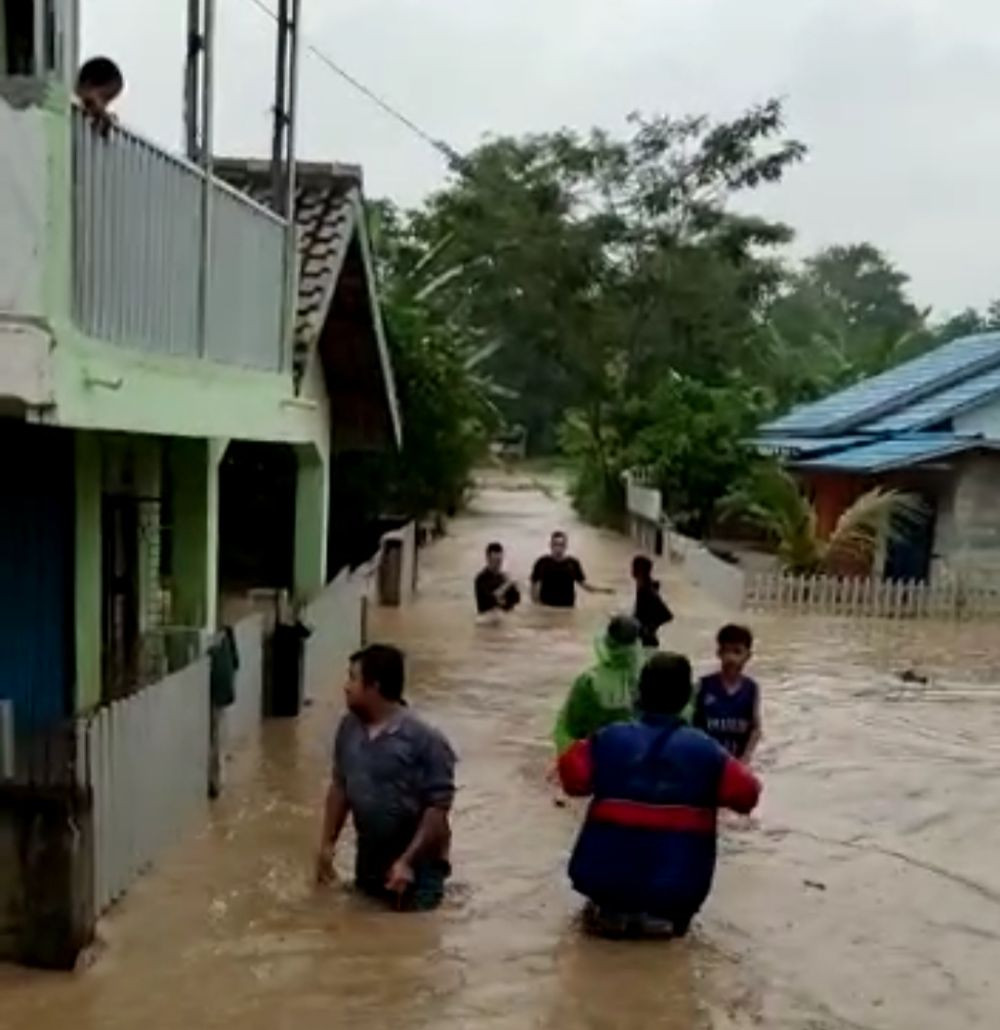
[[196, 0, 216, 357], [270, 0, 290, 213], [184, 0, 203, 161]]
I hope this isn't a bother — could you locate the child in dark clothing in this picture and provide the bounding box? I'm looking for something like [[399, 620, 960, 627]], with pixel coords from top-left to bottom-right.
[[693, 624, 761, 762], [631, 555, 673, 649]]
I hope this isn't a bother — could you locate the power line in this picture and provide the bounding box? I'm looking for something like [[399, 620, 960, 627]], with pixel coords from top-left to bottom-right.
[[239, 0, 464, 168]]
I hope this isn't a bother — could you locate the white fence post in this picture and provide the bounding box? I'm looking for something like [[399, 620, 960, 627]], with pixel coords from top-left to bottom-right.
[[741, 571, 1000, 622]]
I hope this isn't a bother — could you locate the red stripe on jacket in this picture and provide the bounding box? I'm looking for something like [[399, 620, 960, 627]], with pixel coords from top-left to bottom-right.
[[557, 738, 762, 816], [590, 799, 716, 832]]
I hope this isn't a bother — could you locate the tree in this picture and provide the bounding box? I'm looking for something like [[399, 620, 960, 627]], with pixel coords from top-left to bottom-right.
[[401, 100, 805, 467], [364, 201, 500, 520], [766, 243, 931, 401], [934, 298, 1000, 344], [721, 463, 926, 575]]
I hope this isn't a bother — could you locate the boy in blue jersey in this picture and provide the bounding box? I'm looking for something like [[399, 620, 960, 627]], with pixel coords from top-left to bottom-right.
[[693, 624, 762, 763]]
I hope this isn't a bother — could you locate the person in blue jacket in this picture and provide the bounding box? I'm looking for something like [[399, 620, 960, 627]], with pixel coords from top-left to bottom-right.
[[558, 652, 761, 939]]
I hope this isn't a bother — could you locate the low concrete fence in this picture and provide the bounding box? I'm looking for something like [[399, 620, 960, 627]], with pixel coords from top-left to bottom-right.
[[303, 566, 373, 701], [225, 614, 265, 747], [78, 659, 211, 915], [624, 475, 747, 611]]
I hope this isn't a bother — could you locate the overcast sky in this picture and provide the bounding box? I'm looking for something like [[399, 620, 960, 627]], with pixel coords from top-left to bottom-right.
[[83, 0, 998, 316]]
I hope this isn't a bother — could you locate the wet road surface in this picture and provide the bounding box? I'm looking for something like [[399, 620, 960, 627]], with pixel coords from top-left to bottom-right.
[[3, 474, 1000, 1028]]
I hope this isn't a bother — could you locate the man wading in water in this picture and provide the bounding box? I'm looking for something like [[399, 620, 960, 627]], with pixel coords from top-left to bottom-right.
[[559, 653, 761, 938], [531, 531, 612, 608], [316, 645, 457, 910]]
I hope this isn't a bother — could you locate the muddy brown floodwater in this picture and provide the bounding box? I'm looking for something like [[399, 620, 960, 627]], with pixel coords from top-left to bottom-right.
[[3, 474, 1000, 1029]]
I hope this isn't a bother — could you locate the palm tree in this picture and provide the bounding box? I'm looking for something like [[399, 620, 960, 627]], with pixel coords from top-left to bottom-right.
[[721, 464, 927, 576]]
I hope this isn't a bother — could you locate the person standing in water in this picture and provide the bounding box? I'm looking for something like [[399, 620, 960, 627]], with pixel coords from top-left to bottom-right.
[[316, 645, 457, 910], [531, 531, 612, 608], [553, 615, 643, 755], [631, 555, 673, 649], [693, 624, 762, 763], [474, 542, 520, 617], [558, 652, 761, 938]]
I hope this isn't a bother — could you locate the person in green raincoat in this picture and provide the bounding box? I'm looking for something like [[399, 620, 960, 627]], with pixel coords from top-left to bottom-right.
[[553, 615, 644, 756]]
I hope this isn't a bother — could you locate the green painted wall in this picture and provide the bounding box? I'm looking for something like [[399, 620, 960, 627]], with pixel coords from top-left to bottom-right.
[[294, 443, 329, 601], [169, 437, 226, 631], [74, 432, 101, 712]]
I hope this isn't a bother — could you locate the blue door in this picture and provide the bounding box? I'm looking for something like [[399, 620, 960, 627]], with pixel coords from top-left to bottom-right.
[[884, 497, 937, 583], [0, 423, 74, 735]]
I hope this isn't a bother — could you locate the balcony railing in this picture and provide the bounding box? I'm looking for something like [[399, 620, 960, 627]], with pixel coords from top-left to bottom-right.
[[71, 108, 288, 372]]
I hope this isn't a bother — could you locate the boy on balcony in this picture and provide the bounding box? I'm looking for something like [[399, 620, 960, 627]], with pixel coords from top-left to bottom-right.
[[75, 56, 124, 134]]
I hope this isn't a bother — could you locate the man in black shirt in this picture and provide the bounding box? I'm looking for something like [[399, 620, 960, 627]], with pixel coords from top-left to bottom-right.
[[475, 542, 520, 615], [531, 531, 612, 608]]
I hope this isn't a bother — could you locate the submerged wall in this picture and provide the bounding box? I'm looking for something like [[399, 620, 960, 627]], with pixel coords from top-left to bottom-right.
[[0, 785, 94, 969]]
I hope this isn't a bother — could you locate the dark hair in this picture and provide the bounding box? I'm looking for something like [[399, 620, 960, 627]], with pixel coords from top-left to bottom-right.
[[632, 555, 653, 579], [638, 653, 693, 715], [551, 530, 567, 542], [350, 644, 405, 701], [607, 614, 640, 647], [717, 623, 753, 650], [77, 56, 124, 92], [486, 542, 504, 556]]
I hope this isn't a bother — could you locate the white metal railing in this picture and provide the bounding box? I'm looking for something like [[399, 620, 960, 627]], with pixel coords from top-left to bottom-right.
[[744, 572, 1000, 620], [71, 108, 287, 372]]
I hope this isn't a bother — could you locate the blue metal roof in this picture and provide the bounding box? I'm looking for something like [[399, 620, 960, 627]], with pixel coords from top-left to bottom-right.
[[792, 434, 997, 474], [754, 435, 865, 456], [859, 364, 1000, 433], [762, 334, 1000, 436]]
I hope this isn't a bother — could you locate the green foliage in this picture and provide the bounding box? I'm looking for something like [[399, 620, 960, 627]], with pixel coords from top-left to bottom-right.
[[369, 202, 499, 519], [933, 299, 1000, 344], [721, 464, 928, 575], [364, 100, 987, 537], [765, 243, 932, 405]]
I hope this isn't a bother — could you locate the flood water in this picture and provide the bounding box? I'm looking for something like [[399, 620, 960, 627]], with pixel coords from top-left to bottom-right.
[[3, 473, 1000, 1029]]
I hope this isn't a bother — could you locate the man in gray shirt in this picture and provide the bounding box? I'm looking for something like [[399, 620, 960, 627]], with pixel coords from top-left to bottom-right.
[[316, 644, 456, 910]]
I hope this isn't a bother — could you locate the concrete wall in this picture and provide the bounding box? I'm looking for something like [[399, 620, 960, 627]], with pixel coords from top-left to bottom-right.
[[0, 95, 47, 317], [302, 568, 372, 703], [954, 395, 1000, 438], [932, 453, 1000, 581], [0, 785, 94, 969], [377, 522, 417, 607]]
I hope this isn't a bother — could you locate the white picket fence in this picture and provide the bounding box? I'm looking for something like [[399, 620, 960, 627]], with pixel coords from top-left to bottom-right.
[[745, 573, 1000, 620], [77, 659, 211, 914]]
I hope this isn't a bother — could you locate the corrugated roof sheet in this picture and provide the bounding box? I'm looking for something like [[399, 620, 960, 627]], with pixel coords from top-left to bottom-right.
[[860, 364, 1000, 433], [762, 334, 1000, 436], [792, 434, 996, 474], [754, 435, 865, 456]]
